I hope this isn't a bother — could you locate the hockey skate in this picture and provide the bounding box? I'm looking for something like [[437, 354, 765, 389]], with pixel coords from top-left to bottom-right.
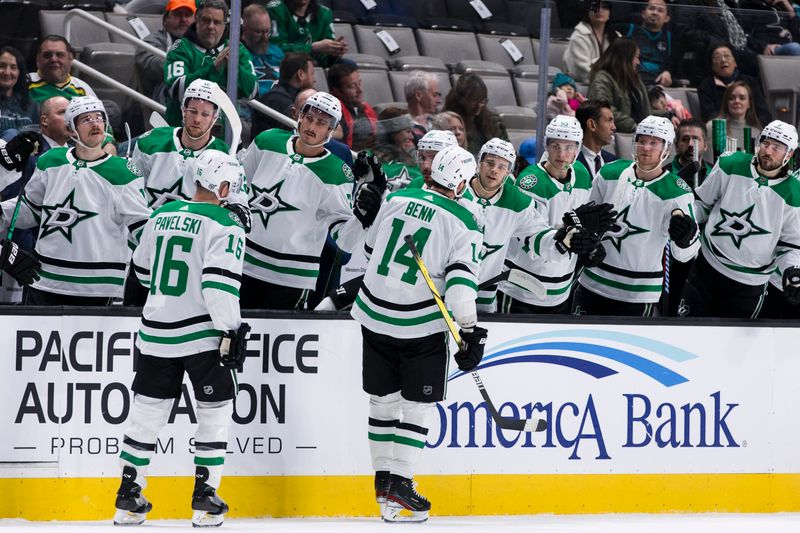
[[382, 474, 430, 523], [113, 466, 152, 526], [191, 468, 228, 528], [375, 470, 391, 513]]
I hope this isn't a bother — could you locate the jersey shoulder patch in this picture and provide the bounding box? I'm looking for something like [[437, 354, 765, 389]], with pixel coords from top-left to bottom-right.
[[342, 162, 354, 182], [517, 173, 537, 191], [266, 0, 281, 8], [646, 171, 694, 201]]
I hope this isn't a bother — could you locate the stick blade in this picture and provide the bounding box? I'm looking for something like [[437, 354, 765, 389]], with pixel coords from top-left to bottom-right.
[[495, 416, 547, 433], [506, 269, 547, 298], [148, 111, 168, 129]]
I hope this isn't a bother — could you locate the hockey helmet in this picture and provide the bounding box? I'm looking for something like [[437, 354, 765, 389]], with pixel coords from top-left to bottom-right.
[[192, 149, 244, 202], [65, 96, 107, 131], [634, 115, 675, 167], [417, 129, 458, 153], [430, 145, 477, 198], [478, 137, 516, 170], [182, 79, 220, 113], [759, 120, 798, 166], [300, 91, 342, 130], [543, 115, 583, 164]]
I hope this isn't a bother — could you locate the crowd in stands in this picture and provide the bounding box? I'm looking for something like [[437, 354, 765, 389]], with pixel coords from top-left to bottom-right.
[[1, 0, 800, 319]]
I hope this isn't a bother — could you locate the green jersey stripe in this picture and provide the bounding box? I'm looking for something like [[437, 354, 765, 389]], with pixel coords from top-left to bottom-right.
[[138, 329, 220, 345], [244, 253, 319, 278], [40, 269, 125, 286], [355, 296, 444, 326], [583, 269, 662, 292], [201, 280, 240, 297]]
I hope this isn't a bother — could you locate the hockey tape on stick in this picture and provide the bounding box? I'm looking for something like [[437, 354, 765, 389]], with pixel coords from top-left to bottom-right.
[[403, 235, 547, 433], [209, 83, 241, 157], [148, 112, 168, 129], [478, 269, 547, 299]]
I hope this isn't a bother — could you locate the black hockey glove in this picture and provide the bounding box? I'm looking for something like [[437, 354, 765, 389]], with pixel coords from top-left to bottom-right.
[[563, 202, 616, 237], [219, 322, 251, 370], [783, 267, 800, 306], [320, 275, 363, 310], [353, 183, 383, 228], [554, 226, 599, 256], [0, 131, 43, 172], [353, 150, 387, 194], [668, 210, 698, 248], [455, 326, 488, 372], [0, 238, 41, 286], [225, 202, 251, 234], [578, 241, 606, 268]]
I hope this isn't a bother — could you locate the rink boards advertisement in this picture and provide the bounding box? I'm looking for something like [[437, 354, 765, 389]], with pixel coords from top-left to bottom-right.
[[2, 314, 800, 517]]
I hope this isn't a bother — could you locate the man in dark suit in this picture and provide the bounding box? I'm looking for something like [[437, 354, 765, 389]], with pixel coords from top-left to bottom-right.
[[575, 99, 618, 180]]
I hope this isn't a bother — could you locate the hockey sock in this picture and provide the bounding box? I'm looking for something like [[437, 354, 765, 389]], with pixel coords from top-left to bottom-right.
[[390, 399, 434, 480], [368, 391, 402, 472], [194, 400, 233, 489], [119, 394, 173, 487]]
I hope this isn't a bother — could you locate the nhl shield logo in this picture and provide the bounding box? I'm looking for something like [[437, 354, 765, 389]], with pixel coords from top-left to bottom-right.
[[203, 385, 214, 395], [423, 385, 432, 396]]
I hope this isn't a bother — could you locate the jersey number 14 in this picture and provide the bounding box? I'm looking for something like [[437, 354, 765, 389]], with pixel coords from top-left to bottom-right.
[[376, 218, 431, 285]]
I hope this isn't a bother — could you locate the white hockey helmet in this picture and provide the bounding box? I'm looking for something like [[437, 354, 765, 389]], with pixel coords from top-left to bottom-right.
[[634, 115, 675, 167], [300, 91, 342, 130], [182, 79, 220, 114], [759, 120, 799, 166], [430, 145, 477, 198], [418, 129, 458, 153], [543, 115, 583, 164], [65, 96, 107, 131], [192, 149, 244, 202], [478, 137, 516, 170]]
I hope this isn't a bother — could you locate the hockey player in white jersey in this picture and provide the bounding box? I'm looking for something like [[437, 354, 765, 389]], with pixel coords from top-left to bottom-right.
[[114, 150, 249, 527], [0, 97, 151, 305], [679, 120, 800, 318], [499, 116, 605, 313], [351, 145, 486, 522], [574, 115, 700, 316], [239, 91, 385, 309]]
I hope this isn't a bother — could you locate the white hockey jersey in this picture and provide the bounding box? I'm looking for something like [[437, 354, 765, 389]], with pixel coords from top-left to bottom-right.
[[0, 147, 151, 297], [501, 162, 592, 307], [351, 187, 483, 339], [695, 151, 800, 286], [578, 159, 699, 303], [239, 129, 363, 289], [131, 127, 230, 209], [134, 200, 245, 358]]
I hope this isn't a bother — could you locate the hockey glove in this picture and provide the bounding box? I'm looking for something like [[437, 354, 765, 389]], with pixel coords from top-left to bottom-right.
[[0, 239, 41, 286], [315, 275, 363, 311], [353, 151, 387, 194], [783, 267, 800, 306], [554, 226, 599, 256], [353, 183, 383, 228], [578, 242, 606, 268], [225, 203, 252, 234], [668, 210, 698, 248], [0, 131, 43, 172], [562, 202, 616, 237], [455, 326, 488, 372], [219, 322, 251, 370]]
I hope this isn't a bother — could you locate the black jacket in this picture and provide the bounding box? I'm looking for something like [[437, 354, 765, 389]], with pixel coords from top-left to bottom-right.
[[697, 72, 773, 126]]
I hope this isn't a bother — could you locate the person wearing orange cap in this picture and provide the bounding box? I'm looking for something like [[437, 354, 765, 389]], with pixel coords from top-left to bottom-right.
[[135, 0, 197, 104]]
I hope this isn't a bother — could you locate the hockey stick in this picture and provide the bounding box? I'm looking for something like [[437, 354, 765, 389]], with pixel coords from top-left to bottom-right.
[[403, 235, 547, 433], [479, 268, 547, 298], [148, 111, 168, 129], [209, 83, 241, 157], [124, 122, 132, 159]]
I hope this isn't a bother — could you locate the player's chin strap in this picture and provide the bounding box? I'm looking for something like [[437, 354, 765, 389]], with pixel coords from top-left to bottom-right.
[[183, 112, 220, 142], [471, 175, 504, 198], [634, 145, 671, 177], [70, 129, 105, 151]]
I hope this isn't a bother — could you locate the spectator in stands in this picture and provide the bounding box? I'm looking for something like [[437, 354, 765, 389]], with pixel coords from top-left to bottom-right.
[[372, 107, 420, 191], [739, 0, 800, 55], [587, 38, 653, 133], [575, 99, 617, 180], [135, 0, 196, 104], [164, 0, 258, 126], [671, 118, 712, 185], [431, 111, 468, 151], [442, 72, 508, 156], [243, 3, 284, 97], [0, 46, 36, 136], [404, 71, 442, 142], [328, 62, 377, 148], [28, 35, 96, 103], [546, 72, 585, 121], [706, 81, 762, 150], [252, 52, 314, 137], [697, 43, 772, 126], [267, 0, 347, 68], [615, 0, 676, 86], [36, 96, 71, 151], [563, 1, 613, 83]]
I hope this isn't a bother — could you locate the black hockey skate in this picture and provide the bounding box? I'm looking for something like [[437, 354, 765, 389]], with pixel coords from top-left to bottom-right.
[[375, 470, 391, 512], [382, 474, 430, 523], [113, 466, 152, 526], [191, 467, 228, 528]]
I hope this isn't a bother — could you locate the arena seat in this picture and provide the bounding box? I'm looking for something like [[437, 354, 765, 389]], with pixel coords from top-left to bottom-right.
[[477, 33, 536, 71], [512, 64, 560, 81], [388, 70, 452, 102], [494, 105, 536, 129], [330, 0, 393, 24], [506, 128, 536, 151], [342, 53, 388, 70], [451, 72, 517, 106], [353, 25, 419, 59], [453, 60, 508, 76], [333, 22, 359, 53], [531, 38, 568, 72], [415, 29, 481, 68], [0, 0, 47, 62], [358, 69, 394, 105], [444, 0, 526, 35], [512, 76, 540, 108], [314, 67, 329, 92], [104, 13, 163, 43], [615, 133, 635, 161], [372, 101, 407, 114], [40, 10, 109, 51], [758, 55, 800, 125], [389, 55, 448, 73], [78, 42, 136, 111]]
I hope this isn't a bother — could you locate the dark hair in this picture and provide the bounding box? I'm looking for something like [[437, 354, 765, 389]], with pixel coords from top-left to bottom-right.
[[708, 42, 736, 70], [590, 38, 640, 93], [576, 99, 612, 130], [0, 46, 30, 107], [580, 1, 612, 23], [327, 62, 358, 92], [677, 118, 708, 140], [719, 80, 761, 129], [648, 85, 665, 103], [285, 0, 320, 17], [198, 0, 229, 18], [38, 35, 74, 56], [279, 52, 312, 85], [443, 73, 499, 144]]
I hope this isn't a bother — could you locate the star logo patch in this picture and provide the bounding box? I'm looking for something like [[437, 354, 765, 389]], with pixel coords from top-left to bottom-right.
[[146, 178, 190, 209], [710, 205, 770, 249], [249, 180, 299, 227], [40, 190, 98, 242], [480, 242, 504, 260], [603, 205, 649, 253]]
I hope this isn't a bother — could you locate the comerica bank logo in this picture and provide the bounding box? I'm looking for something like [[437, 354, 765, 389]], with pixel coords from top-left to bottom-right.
[[447, 329, 697, 387]]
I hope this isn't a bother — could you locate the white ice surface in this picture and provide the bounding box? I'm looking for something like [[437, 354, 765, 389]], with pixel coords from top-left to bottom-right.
[[2, 514, 800, 532]]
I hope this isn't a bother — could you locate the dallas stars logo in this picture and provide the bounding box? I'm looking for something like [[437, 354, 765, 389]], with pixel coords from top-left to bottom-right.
[[710, 205, 769, 249], [40, 190, 98, 242], [603, 205, 649, 253], [249, 180, 299, 227], [146, 178, 189, 209], [480, 242, 503, 260]]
